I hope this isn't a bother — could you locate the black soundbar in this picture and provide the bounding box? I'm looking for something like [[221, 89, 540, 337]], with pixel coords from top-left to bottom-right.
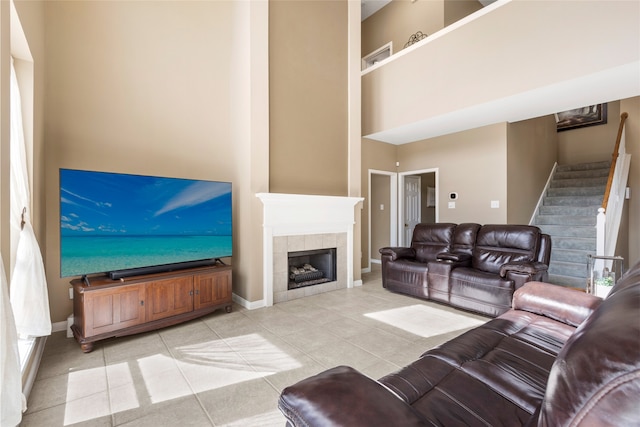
[[108, 258, 218, 280]]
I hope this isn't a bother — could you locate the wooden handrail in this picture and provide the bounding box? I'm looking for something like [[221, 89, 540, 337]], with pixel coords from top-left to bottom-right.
[[602, 112, 628, 211]]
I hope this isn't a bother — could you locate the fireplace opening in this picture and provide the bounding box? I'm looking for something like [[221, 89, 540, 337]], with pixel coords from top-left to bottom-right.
[[288, 248, 337, 290]]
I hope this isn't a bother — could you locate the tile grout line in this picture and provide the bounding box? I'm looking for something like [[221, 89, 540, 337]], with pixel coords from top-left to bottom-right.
[[157, 325, 218, 427]]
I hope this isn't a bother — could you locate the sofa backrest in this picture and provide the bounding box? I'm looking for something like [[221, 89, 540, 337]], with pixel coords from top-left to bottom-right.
[[537, 260, 640, 426], [451, 223, 481, 256], [472, 225, 541, 274], [411, 223, 456, 263], [537, 234, 552, 265], [608, 258, 640, 298]]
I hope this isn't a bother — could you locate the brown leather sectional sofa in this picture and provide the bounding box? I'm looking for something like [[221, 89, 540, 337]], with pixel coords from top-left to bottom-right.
[[278, 260, 640, 426], [380, 223, 551, 317]]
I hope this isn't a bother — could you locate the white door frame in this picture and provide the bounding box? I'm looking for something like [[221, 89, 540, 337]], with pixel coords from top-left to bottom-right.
[[398, 168, 438, 246], [367, 169, 398, 271]]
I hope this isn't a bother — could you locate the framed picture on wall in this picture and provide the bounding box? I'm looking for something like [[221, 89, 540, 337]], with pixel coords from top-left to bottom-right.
[[427, 187, 436, 207], [555, 103, 607, 132]]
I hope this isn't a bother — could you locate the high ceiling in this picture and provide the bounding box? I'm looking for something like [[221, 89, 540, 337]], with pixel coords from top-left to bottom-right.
[[361, 0, 390, 21]]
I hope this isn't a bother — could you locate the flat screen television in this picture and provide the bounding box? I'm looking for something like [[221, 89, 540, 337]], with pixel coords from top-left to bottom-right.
[[60, 168, 232, 279]]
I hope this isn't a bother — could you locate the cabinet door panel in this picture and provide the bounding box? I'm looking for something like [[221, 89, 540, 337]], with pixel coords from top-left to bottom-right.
[[195, 270, 231, 310], [146, 276, 194, 321], [85, 284, 145, 337]]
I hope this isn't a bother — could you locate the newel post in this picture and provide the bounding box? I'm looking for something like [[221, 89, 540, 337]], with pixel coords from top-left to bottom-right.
[[596, 207, 606, 257]]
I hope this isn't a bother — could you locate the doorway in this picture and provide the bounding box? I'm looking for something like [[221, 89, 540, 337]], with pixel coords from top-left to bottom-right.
[[399, 169, 438, 245]]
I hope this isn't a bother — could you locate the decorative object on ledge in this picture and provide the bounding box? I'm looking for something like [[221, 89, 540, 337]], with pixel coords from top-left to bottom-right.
[[555, 103, 608, 132], [404, 31, 428, 48]]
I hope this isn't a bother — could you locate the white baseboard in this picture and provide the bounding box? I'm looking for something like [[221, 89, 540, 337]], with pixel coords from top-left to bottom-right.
[[353, 279, 363, 287], [370, 259, 381, 264], [52, 320, 67, 333], [232, 293, 265, 310], [361, 267, 371, 273]]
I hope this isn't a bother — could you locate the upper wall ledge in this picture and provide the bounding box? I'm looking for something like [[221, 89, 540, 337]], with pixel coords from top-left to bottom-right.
[[361, 0, 506, 76], [360, 0, 640, 143]]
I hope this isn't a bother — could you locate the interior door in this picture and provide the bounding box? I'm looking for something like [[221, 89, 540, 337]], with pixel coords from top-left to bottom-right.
[[404, 175, 421, 245]]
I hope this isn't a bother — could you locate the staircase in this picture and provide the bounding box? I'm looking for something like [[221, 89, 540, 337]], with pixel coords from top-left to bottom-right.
[[532, 161, 610, 288]]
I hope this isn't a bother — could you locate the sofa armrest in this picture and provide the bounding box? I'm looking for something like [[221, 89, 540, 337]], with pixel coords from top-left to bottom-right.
[[437, 251, 472, 265], [513, 282, 602, 327], [278, 366, 426, 427], [379, 246, 416, 261], [499, 261, 548, 278]]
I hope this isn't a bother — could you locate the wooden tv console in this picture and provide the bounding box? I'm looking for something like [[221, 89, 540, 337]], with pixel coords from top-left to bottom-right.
[[70, 265, 232, 353]]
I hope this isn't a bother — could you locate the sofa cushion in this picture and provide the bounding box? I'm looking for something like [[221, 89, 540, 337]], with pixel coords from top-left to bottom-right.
[[473, 225, 540, 274], [449, 267, 514, 316], [379, 306, 577, 426], [411, 223, 456, 263], [279, 366, 428, 427], [382, 259, 430, 298]]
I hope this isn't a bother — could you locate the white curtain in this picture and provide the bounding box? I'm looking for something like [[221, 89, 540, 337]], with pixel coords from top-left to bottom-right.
[[1, 254, 26, 426], [9, 59, 51, 337]]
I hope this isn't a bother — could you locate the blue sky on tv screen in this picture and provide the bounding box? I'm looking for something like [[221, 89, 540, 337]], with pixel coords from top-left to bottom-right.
[[60, 169, 232, 237]]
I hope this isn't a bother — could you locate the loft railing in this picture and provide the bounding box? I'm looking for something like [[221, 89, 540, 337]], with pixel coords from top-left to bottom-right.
[[596, 113, 630, 263]]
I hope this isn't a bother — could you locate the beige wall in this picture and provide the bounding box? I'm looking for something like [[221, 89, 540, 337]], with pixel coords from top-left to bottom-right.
[[620, 97, 639, 266], [42, 0, 355, 320], [362, 124, 509, 269], [7, 1, 638, 326], [420, 172, 436, 223], [361, 138, 396, 270], [230, 1, 270, 303], [444, 0, 482, 27], [507, 115, 558, 224], [370, 174, 390, 262], [558, 101, 623, 165], [398, 123, 508, 224], [269, 0, 348, 196], [43, 1, 266, 322], [362, 0, 444, 58]]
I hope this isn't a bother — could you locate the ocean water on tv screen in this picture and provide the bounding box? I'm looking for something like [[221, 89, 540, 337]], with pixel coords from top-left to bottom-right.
[[61, 235, 232, 277]]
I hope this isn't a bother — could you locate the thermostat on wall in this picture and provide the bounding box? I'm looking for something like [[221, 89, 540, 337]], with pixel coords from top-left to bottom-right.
[[449, 192, 458, 200]]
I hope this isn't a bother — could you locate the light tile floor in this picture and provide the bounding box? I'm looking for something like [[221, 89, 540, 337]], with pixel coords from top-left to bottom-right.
[[22, 266, 487, 426]]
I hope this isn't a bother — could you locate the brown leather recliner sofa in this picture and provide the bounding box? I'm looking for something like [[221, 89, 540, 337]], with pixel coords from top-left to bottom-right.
[[379, 223, 551, 317], [278, 260, 640, 426]]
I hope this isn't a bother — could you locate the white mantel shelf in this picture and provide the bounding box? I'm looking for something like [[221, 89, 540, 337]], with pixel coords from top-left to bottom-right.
[[257, 193, 364, 306]]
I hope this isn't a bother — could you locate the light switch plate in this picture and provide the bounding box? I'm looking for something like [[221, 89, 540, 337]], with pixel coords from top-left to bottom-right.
[[448, 201, 455, 209], [491, 200, 499, 208]]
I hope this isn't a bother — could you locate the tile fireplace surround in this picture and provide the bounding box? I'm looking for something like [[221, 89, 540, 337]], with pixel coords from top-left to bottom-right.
[[257, 193, 364, 306]]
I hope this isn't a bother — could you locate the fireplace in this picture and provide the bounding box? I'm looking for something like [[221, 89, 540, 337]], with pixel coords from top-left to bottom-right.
[[288, 248, 337, 290], [257, 193, 364, 306], [271, 233, 346, 303]]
